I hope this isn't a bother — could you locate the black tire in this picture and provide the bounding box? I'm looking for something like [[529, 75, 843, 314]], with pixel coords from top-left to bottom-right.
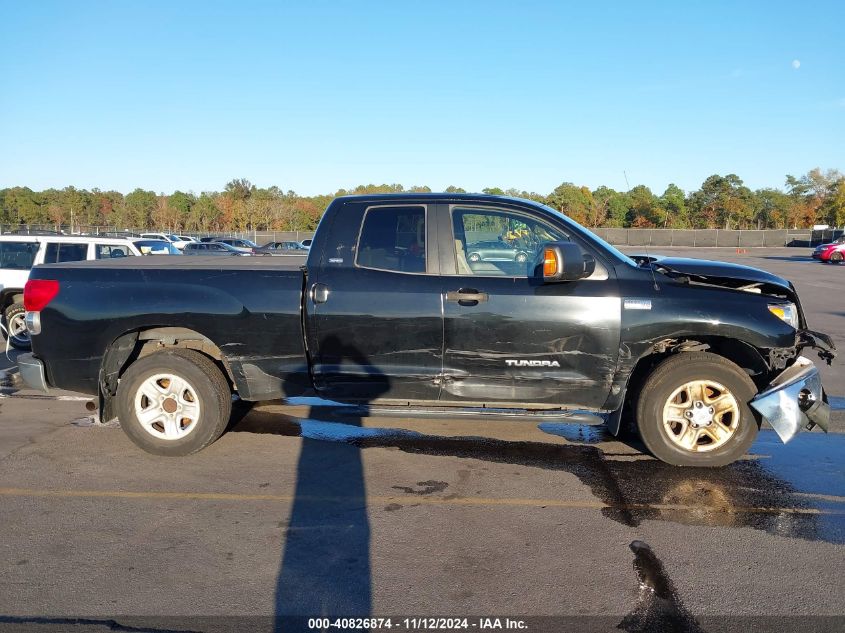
[[3, 302, 31, 351], [116, 349, 232, 456], [831, 251, 843, 263], [635, 352, 759, 467]]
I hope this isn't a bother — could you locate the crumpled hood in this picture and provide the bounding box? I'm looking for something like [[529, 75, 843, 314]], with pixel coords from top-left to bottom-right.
[[650, 256, 792, 290]]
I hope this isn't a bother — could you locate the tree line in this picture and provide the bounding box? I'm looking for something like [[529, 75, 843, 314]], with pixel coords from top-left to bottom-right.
[[1, 168, 843, 233]]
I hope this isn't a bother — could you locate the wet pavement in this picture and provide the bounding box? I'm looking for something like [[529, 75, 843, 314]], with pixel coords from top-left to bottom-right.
[[229, 401, 845, 545]]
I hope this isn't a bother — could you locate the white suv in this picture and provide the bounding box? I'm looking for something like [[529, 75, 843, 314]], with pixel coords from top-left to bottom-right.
[[140, 233, 190, 250], [0, 235, 143, 350]]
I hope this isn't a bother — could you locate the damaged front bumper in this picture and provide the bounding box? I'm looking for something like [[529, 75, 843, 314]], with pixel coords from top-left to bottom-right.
[[750, 356, 831, 443]]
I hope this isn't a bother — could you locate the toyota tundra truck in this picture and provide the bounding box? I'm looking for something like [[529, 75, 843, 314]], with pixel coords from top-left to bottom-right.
[[17, 193, 835, 466]]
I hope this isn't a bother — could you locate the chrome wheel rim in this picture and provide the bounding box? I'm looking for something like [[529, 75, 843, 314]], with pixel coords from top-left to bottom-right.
[[662, 379, 740, 452], [134, 373, 201, 440], [7, 312, 29, 345]]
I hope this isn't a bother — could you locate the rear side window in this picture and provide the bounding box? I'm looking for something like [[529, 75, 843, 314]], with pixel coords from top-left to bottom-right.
[[44, 242, 88, 263], [95, 244, 135, 259], [356, 206, 426, 273], [0, 241, 38, 270]]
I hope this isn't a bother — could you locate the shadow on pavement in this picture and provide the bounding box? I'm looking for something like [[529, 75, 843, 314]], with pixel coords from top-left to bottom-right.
[[273, 338, 389, 630]]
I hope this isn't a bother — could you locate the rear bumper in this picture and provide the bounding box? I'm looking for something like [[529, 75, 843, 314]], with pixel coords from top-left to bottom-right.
[[750, 356, 830, 443], [17, 353, 49, 393]]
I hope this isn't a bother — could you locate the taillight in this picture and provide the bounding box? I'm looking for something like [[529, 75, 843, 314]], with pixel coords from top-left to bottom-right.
[[24, 279, 60, 312]]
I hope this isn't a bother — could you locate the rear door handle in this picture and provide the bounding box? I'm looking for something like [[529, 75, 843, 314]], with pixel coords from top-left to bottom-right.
[[446, 288, 489, 306], [311, 283, 330, 304]]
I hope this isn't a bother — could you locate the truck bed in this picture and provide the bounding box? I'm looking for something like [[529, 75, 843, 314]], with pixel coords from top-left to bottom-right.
[[30, 256, 309, 399], [38, 254, 308, 270]]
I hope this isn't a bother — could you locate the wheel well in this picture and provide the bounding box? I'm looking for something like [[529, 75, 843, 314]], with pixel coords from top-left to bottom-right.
[[101, 327, 236, 399], [615, 336, 770, 433], [1, 290, 24, 312]]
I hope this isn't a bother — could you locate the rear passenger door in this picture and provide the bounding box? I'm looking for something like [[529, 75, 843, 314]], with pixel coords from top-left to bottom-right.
[[305, 201, 444, 402]]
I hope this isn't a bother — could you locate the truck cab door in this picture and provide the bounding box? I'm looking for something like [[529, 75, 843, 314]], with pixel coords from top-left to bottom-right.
[[304, 201, 444, 403], [436, 202, 621, 409]]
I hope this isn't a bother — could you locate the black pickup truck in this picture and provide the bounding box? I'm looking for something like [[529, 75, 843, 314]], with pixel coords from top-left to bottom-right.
[[18, 193, 835, 466]]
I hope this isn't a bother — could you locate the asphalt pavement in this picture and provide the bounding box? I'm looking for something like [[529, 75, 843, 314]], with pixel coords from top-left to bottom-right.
[[0, 247, 843, 633]]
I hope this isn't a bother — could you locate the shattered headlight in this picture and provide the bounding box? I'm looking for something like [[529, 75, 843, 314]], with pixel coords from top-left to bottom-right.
[[768, 302, 799, 329]]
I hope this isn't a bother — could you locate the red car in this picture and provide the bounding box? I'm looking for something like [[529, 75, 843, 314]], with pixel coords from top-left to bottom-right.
[[812, 237, 845, 263]]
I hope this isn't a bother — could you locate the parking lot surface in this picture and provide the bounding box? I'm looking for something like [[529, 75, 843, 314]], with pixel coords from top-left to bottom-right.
[[0, 247, 843, 632]]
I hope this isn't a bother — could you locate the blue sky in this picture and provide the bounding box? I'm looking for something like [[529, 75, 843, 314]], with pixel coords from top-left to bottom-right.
[[1, 0, 843, 196]]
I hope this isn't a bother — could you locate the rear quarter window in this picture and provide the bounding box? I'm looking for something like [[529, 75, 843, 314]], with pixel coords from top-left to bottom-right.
[[0, 241, 38, 270], [44, 242, 89, 263], [96, 244, 135, 259]]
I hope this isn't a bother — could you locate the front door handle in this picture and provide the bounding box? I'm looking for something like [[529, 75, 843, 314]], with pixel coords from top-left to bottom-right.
[[446, 288, 489, 306], [311, 283, 330, 304]]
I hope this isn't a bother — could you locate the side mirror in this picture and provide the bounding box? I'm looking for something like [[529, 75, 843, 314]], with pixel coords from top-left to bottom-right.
[[534, 241, 595, 282]]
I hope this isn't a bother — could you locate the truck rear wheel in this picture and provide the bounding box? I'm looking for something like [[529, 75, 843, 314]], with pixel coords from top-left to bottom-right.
[[3, 302, 30, 351], [635, 352, 759, 467], [116, 349, 232, 456]]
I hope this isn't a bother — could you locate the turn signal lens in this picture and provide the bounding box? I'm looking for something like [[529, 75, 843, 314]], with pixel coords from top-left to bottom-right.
[[767, 303, 799, 329], [24, 279, 60, 312], [543, 248, 558, 277]]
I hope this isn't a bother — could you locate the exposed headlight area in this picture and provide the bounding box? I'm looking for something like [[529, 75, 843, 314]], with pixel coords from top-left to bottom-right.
[[768, 302, 799, 329]]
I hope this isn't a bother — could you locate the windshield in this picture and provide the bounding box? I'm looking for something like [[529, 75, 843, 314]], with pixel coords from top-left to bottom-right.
[[134, 240, 181, 255], [536, 202, 638, 267]]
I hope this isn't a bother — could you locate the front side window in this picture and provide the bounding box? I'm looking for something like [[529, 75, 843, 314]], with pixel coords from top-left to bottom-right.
[[452, 207, 569, 277], [356, 205, 426, 273], [44, 242, 88, 263], [0, 241, 38, 270]]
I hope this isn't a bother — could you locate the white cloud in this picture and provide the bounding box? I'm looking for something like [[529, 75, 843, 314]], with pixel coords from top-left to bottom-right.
[[792, 59, 801, 69]]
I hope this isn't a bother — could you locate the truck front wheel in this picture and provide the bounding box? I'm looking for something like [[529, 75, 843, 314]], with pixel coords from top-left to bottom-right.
[[635, 352, 759, 467], [116, 349, 232, 456]]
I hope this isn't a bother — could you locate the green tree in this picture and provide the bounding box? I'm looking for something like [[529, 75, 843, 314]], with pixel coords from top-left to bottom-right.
[[168, 191, 195, 229], [547, 183, 591, 225], [659, 184, 688, 228], [627, 185, 662, 227], [592, 186, 628, 227], [124, 189, 157, 228], [753, 188, 791, 229]]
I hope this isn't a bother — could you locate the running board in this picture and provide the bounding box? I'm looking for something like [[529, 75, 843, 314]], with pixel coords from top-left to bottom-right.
[[348, 405, 606, 424]]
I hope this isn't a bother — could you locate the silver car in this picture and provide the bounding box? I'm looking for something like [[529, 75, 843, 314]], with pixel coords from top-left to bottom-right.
[[466, 240, 530, 263]]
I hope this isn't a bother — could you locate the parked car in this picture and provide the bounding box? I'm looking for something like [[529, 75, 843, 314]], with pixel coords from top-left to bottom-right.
[[140, 233, 190, 250], [19, 193, 834, 467], [811, 239, 845, 263], [131, 239, 183, 256], [183, 242, 250, 256], [466, 239, 530, 264], [213, 238, 259, 253], [256, 241, 310, 254], [175, 236, 199, 244], [0, 235, 142, 349], [300, 238, 313, 247]]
